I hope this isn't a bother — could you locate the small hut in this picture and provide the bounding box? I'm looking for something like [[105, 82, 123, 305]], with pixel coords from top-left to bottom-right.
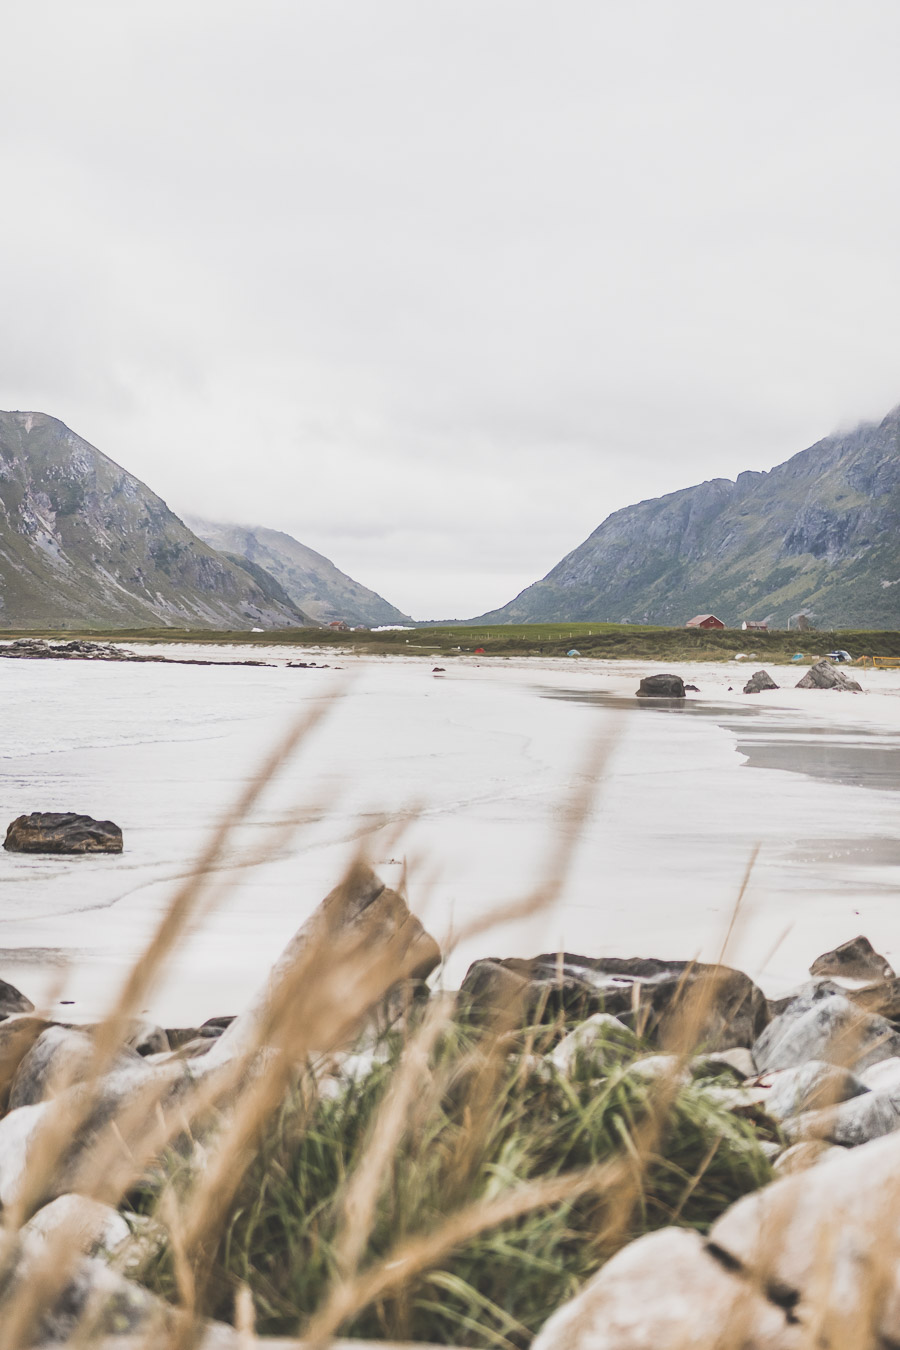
[[328, 619, 349, 631], [741, 620, 769, 632], [685, 614, 725, 630]]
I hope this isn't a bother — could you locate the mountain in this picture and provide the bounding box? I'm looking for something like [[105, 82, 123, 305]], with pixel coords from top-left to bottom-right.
[[0, 412, 314, 629], [185, 518, 412, 627], [476, 404, 900, 630]]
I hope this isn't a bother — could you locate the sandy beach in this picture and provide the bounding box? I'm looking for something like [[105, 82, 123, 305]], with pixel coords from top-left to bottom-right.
[[2, 645, 899, 1026]]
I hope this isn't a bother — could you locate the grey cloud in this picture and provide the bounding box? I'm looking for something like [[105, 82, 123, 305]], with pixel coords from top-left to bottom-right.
[[2, 1, 900, 616]]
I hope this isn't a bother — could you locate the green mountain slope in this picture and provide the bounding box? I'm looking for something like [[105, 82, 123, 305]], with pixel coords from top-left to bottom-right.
[[186, 518, 411, 627], [477, 404, 900, 629], [0, 412, 314, 629]]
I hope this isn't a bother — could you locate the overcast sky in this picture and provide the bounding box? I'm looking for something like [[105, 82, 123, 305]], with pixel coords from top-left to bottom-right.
[[3, 2, 900, 618]]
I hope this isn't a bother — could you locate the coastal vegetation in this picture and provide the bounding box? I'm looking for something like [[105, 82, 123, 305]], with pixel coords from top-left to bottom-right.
[[134, 1014, 771, 1344], [3, 622, 900, 662]]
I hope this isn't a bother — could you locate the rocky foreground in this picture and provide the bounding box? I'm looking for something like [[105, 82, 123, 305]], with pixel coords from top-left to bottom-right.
[[0, 870, 899, 1346]]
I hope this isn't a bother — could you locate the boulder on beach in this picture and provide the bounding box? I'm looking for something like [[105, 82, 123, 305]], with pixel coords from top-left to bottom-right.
[[810, 934, 894, 983], [785, 1089, 900, 1148], [460, 954, 768, 1050], [635, 673, 685, 698], [845, 978, 900, 1021], [708, 1128, 900, 1341], [3, 812, 123, 854], [752, 988, 900, 1075], [213, 863, 441, 1057], [743, 669, 779, 694], [796, 659, 862, 692], [0, 977, 34, 1019], [530, 1226, 800, 1350], [8, 1026, 145, 1111]]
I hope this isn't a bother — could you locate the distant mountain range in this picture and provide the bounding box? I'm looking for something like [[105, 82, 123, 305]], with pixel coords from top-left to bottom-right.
[[186, 518, 412, 628], [0, 412, 402, 630], [476, 403, 900, 630]]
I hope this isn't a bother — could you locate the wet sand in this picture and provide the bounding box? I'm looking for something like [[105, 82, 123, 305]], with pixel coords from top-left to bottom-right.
[[1, 648, 899, 1024]]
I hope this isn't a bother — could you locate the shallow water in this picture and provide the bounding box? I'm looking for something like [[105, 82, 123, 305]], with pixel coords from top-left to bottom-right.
[[1, 650, 899, 1024]]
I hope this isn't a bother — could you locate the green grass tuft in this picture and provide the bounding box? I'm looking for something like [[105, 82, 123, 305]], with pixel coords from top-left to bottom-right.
[[135, 1023, 773, 1346]]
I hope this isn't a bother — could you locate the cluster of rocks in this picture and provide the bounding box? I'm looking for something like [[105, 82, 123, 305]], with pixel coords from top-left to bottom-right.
[[637, 658, 862, 700], [0, 638, 274, 668], [0, 638, 149, 662], [502, 933, 900, 1350], [3, 850, 900, 1344]]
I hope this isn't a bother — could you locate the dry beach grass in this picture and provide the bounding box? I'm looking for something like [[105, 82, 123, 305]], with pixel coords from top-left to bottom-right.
[[0, 700, 897, 1348]]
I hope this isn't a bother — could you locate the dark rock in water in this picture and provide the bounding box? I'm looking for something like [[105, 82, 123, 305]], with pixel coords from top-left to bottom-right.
[[0, 978, 34, 1018], [4, 812, 123, 854], [684, 683, 700, 692], [743, 669, 779, 694], [796, 659, 862, 691], [810, 934, 894, 983], [636, 673, 685, 698], [459, 954, 768, 1050]]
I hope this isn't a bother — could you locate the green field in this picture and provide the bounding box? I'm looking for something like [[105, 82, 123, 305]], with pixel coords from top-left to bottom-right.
[[4, 621, 900, 661]]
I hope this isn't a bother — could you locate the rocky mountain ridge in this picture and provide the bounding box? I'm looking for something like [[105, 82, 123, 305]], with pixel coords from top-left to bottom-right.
[[0, 412, 313, 629], [477, 404, 900, 629], [186, 517, 411, 628]]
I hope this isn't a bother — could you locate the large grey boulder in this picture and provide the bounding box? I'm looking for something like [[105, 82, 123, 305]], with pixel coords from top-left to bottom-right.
[[691, 1046, 756, 1080], [0, 1054, 194, 1207], [785, 1090, 900, 1147], [461, 954, 768, 1050], [708, 1129, 900, 1344], [859, 1056, 900, 1093], [0, 1017, 54, 1110], [22, 1193, 132, 1256], [3, 812, 123, 854], [752, 989, 900, 1074], [743, 669, 779, 693], [636, 673, 685, 698], [810, 935, 894, 983], [547, 1013, 639, 1077], [795, 659, 862, 692], [214, 864, 440, 1058], [9, 1026, 146, 1110], [760, 1059, 867, 1122], [530, 1226, 801, 1350], [1, 1246, 168, 1342]]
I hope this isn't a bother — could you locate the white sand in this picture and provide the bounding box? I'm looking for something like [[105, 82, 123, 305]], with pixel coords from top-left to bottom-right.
[[1, 647, 899, 1024]]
